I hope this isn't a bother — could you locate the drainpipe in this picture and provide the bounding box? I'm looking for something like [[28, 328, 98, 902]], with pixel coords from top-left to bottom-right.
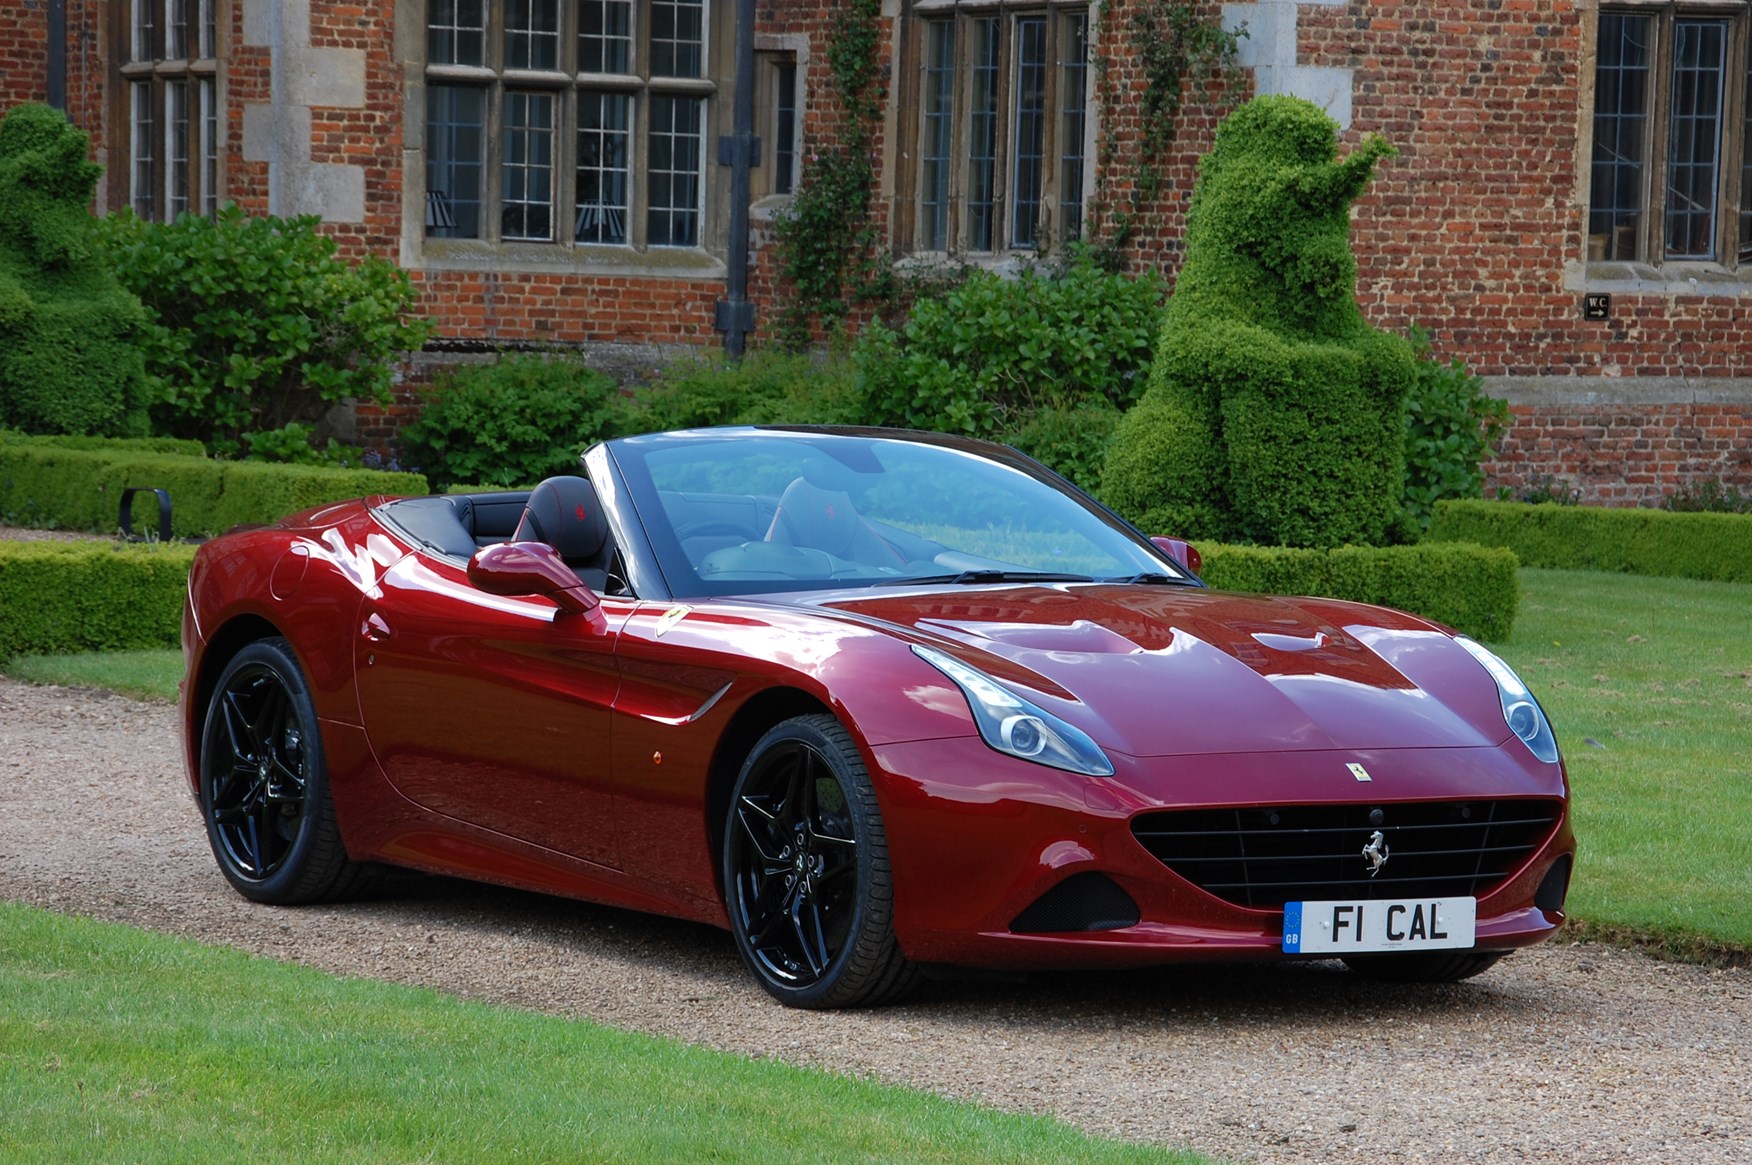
[[714, 0, 759, 358], [47, 0, 67, 111]]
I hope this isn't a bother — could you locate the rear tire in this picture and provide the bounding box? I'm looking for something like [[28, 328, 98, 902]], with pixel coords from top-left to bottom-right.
[[722, 714, 920, 1008], [199, 638, 374, 904], [1342, 950, 1507, 983]]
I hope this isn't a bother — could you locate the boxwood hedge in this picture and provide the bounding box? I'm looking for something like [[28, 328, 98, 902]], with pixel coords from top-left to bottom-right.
[[0, 439, 425, 537], [0, 541, 194, 658], [1428, 499, 1752, 584], [1197, 540, 1520, 642]]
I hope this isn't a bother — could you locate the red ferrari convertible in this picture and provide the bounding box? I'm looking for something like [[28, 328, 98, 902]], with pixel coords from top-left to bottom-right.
[[181, 426, 1573, 1007]]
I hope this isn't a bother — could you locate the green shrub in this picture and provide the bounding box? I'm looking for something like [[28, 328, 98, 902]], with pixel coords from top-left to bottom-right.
[[1429, 499, 1752, 583], [0, 541, 195, 658], [634, 349, 864, 431], [399, 353, 628, 490], [0, 441, 425, 537], [1402, 327, 1510, 532], [99, 205, 429, 456], [1003, 398, 1123, 492], [854, 248, 1164, 440], [0, 104, 150, 438], [1663, 479, 1751, 514], [1103, 96, 1414, 549], [243, 422, 369, 468], [0, 431, 206, 457], [1198, 540, 1520, 642]]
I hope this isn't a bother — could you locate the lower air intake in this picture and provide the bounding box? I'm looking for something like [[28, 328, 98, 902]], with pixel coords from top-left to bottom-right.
[[1010, 871, 1141, 934]]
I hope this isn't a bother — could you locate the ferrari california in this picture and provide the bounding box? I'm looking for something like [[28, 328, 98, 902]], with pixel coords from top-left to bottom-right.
[[180, 426, 1573, 1008]]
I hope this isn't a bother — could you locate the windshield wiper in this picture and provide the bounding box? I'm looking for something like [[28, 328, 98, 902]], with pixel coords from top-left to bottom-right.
[[1102, 572, 1192, 585], [879, 569, 1097, 586]]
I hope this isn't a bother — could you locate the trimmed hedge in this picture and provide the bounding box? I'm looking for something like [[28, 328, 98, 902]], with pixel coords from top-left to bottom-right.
[[1198, 540, 1520, 642], [0, 541, 194, 658], [1428, 499, 1752, 583], [0, 431, 208, 457], [0, 442, 425, 537]]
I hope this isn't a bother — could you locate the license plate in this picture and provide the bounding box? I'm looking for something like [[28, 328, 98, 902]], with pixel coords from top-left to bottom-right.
[[1282, 896, 1476, 954]]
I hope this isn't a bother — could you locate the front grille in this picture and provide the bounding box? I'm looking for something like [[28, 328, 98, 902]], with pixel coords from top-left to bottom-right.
[[1130, 799, 1564, 909]]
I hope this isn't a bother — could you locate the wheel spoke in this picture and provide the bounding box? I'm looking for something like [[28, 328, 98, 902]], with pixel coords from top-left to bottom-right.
[[734, 796, 787, 866], [791, 891, 830, 978]]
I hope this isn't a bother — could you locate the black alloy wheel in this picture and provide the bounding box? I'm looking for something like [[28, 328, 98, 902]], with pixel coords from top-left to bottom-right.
[[199, 638, 371, 904], [723, 715, 919, 1008]]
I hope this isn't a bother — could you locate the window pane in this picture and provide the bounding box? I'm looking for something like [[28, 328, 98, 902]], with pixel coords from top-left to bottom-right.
[[1058, 12, 1088, 243], [504, 91, 556, 240], [775, 60, 798, 196], [199, 0, 216, 59], [1741, 52, 1752, 261], [505, 0, 561, 71], [1665, 19, 1727, 260], [580, 0, 634, 74], [648, 95, 703, 246], [967, 17, 1000, 251], [132, 0, 156, 63], [166, 79, 190, 219], [167, 0, 189, 60], [920, 21, 955, 250], [1010, 17, 1048, 249], [200, 77, 218, 216], [131, 80, 157, 219], [576, 91, 631, 243], [652, 0, 705, 79], [1589, 13, 1651, 261], [427, 84, 486, 238], [428, 0, 486, 67]]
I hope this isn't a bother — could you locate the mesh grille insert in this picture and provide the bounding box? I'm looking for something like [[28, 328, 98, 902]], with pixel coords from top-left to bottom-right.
[[1130, 799, 1564, 910]]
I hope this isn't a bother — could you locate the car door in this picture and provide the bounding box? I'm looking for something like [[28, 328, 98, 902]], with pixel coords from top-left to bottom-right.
[[353, 549, 630, 868]]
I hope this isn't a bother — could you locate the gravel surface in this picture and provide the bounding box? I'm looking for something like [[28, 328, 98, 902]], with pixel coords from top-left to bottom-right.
[[2, 675, 1749, 1164]]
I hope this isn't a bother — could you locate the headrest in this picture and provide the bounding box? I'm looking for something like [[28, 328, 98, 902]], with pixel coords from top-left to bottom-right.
[[514, 476, 609, 565], [773, 476, 857, 556]]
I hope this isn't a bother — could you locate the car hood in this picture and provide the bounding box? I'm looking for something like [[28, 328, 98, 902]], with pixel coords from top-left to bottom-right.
[[811, 584, 1504, 757]]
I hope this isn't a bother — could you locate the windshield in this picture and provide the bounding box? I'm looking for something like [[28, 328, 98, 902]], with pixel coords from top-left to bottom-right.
[[608, 429, 1190, 597]]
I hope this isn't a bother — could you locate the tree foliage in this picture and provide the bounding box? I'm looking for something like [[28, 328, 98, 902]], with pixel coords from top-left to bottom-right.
[[100, 205, 429, 456]]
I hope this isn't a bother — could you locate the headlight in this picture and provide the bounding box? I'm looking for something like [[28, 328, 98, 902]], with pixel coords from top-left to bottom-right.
[[912, 645, 1115, 777], [1455, 637, 1561, 764]]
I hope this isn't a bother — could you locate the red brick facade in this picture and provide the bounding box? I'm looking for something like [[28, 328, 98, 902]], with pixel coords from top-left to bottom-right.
[[4, 1, 1749, 505]]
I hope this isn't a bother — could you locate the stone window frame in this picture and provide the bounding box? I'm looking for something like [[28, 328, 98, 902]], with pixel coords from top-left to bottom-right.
[[1581, 0, 1752, 293], [113, 0, 224, 221], [890, 0, 1094, 260], [406, 0, 735, 278]]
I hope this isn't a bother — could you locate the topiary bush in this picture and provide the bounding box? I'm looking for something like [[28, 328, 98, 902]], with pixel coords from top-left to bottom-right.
[[1102, 95, 1415, 548], [0, 104, 150, 438], [1402, 327, 1510, 533], [99, 205, 429, 457], [399, 352, 629, 490]]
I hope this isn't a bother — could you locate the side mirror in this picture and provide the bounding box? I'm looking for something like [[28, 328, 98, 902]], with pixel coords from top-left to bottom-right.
[[468, 542, 600, 615], [1150, 536, 1203, 576]]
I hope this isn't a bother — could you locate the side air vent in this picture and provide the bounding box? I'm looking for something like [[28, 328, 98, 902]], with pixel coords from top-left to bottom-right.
[[1010, 872, 1141, 934], [1131, 799, 1564, 910]]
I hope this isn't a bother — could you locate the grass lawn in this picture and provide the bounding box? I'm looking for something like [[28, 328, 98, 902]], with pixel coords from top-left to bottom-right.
[[0, 903, 1202, 1165], [1499, 568, 1752, 957]]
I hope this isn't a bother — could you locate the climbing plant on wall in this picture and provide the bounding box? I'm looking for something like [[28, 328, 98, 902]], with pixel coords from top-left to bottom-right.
[[1087, 0, 1245, 265], [773, 0, 891, 347]]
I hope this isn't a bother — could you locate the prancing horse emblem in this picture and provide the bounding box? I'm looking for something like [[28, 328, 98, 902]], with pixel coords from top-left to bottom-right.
[[1362, 830, 1390, 877]]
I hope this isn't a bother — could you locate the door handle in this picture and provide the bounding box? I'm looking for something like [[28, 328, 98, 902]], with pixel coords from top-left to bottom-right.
[[362, 613, 393, 642]]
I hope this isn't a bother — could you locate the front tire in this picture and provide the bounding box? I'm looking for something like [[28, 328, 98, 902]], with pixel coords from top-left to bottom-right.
[[199, 638, 373, 904], [722, 715, 920, 1008]]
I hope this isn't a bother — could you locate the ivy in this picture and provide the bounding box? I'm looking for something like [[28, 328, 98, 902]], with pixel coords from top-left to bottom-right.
[[774, 0, 891, 346], [1087, 0, 1243, 265]]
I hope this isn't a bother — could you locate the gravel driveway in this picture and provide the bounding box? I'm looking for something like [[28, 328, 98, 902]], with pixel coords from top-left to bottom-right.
[[2, 676, 1748, 1164]]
